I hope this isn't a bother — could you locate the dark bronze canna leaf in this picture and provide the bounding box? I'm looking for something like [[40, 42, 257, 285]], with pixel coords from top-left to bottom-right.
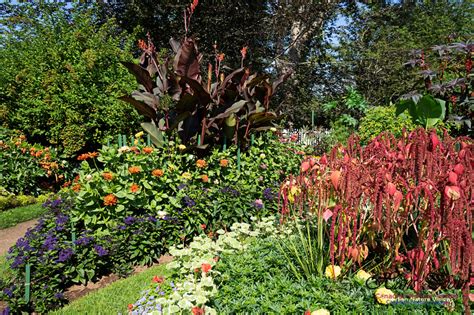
[[120, 61, 155, 93], [173, 38, 202, 82], [118, 95, 157, 121]]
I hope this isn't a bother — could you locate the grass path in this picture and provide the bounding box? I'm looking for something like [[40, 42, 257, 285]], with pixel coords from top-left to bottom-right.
[[0, 203, 45, 230], [51, 263, 171, 315]]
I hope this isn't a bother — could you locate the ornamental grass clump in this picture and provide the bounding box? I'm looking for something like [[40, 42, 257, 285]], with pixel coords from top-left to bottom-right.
[[280, 128, 472, 312]]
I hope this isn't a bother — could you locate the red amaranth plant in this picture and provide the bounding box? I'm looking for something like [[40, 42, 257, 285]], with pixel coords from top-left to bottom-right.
[[280, 128, 473, 313]]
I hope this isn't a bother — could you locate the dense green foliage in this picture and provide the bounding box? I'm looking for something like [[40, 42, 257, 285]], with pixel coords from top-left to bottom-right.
[[358, 106, 416, 144], [0, 128, 70, 196], [0, 3, 141, 156], [211, 236, 463, 313], [1, 133, 307, 313], [337, 2, 473, 106]]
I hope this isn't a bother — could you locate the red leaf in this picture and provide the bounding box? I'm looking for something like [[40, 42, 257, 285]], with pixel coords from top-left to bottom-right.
[[453, 164, 464, 175], [322, 209, 333, 222], [386, 182, 396, 196], [393, 190, 403, 211], [448, 171, 458, 185], [301, 161, 310, 173], [430, 132, 440, 151], [330, 171, 341, 190]]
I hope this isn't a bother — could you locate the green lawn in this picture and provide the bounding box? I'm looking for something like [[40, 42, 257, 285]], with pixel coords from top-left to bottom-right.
[[0, 203, 46, 230], [51, 263, 170, 315]]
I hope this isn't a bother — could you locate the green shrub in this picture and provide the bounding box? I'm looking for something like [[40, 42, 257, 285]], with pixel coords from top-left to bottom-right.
[[0, 3, 141, 156], [358, 106, 416, 144], [0, 129, 70, 196], [71, 132, 305, 236]]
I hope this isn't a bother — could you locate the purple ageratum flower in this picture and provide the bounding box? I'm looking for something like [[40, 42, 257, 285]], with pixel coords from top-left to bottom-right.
[[54, 292, 64, 299], [15, 238, 32, 251], [263, 187, 278, 201], [94, 245, 108, 257], [55, 214, 69, 226], [2, 306, 10, 315], [117, 225, 127, 230], [177, 183, 186, 190], [74, 236, 93, 246], [253, 199, 264, 209], [43, 234, 58, 251], [57, 248, 74, 262], [183, 196, 196, 207], [147, 215, 157, 223], [3, 287, 13, 298], [124, 216, 136, 225]]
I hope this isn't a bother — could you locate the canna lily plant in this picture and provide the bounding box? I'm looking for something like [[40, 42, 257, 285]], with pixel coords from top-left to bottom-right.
[[119, 0, 291, 152]]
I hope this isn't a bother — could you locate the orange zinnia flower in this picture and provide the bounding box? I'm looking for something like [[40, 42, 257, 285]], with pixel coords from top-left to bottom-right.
[[219, 159, 228, 167], [152, 169, 164, 177], [192, 306, 205, 315], [77, 153, 89, 161], [130, 183, 140, 193], [103, 194, 118, 206], [142, 146, 154, 154], [201, 263, 212, 273], [128, 166, 141, 174], [152, 275, 164, 283], [102, 172, 114, 181], [72, 184, 81, 192], [196, 159, 207, 168], [201, 175, 209, 183]]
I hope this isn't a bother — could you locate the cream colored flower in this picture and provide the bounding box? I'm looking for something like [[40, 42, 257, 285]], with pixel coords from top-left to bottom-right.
[[135, 131, 144, 138], [325, 265, 341, 279], [270, 127, 277, 132], [118, 146, 130, 153], [168, 141, 175, 146], [375, 287, 395, 305], [354, 270, 371, 284], [311, 309, 330, 315], [178, 144, 186, 150], [260, 153, 266, 159], [157, 211, 168, 219], [181, 172, 192, 180]]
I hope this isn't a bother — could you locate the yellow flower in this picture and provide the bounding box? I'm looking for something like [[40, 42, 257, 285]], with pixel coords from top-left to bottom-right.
[[178, 144, 186, 150], [135, 131, 144, 138], [325, 265, 341, 279], [287, 186, 301, 203], [354, 270, 371, 284], [375, 287, 395, 305], [181, 172, 192, 180], [311, 309, 330, 315]]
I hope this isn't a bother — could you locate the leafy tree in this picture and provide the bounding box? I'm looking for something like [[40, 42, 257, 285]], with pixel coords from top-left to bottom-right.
[[0, 3, 141, 156], [336, 2, 473, 106]]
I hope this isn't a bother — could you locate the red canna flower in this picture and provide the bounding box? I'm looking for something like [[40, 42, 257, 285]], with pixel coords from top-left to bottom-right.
[[201, 263, 212, 273], [240, 46, 248, 59], [304, 311, 311, 315], [200, 223, 207, 230], [128, 304, 134, 311]]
